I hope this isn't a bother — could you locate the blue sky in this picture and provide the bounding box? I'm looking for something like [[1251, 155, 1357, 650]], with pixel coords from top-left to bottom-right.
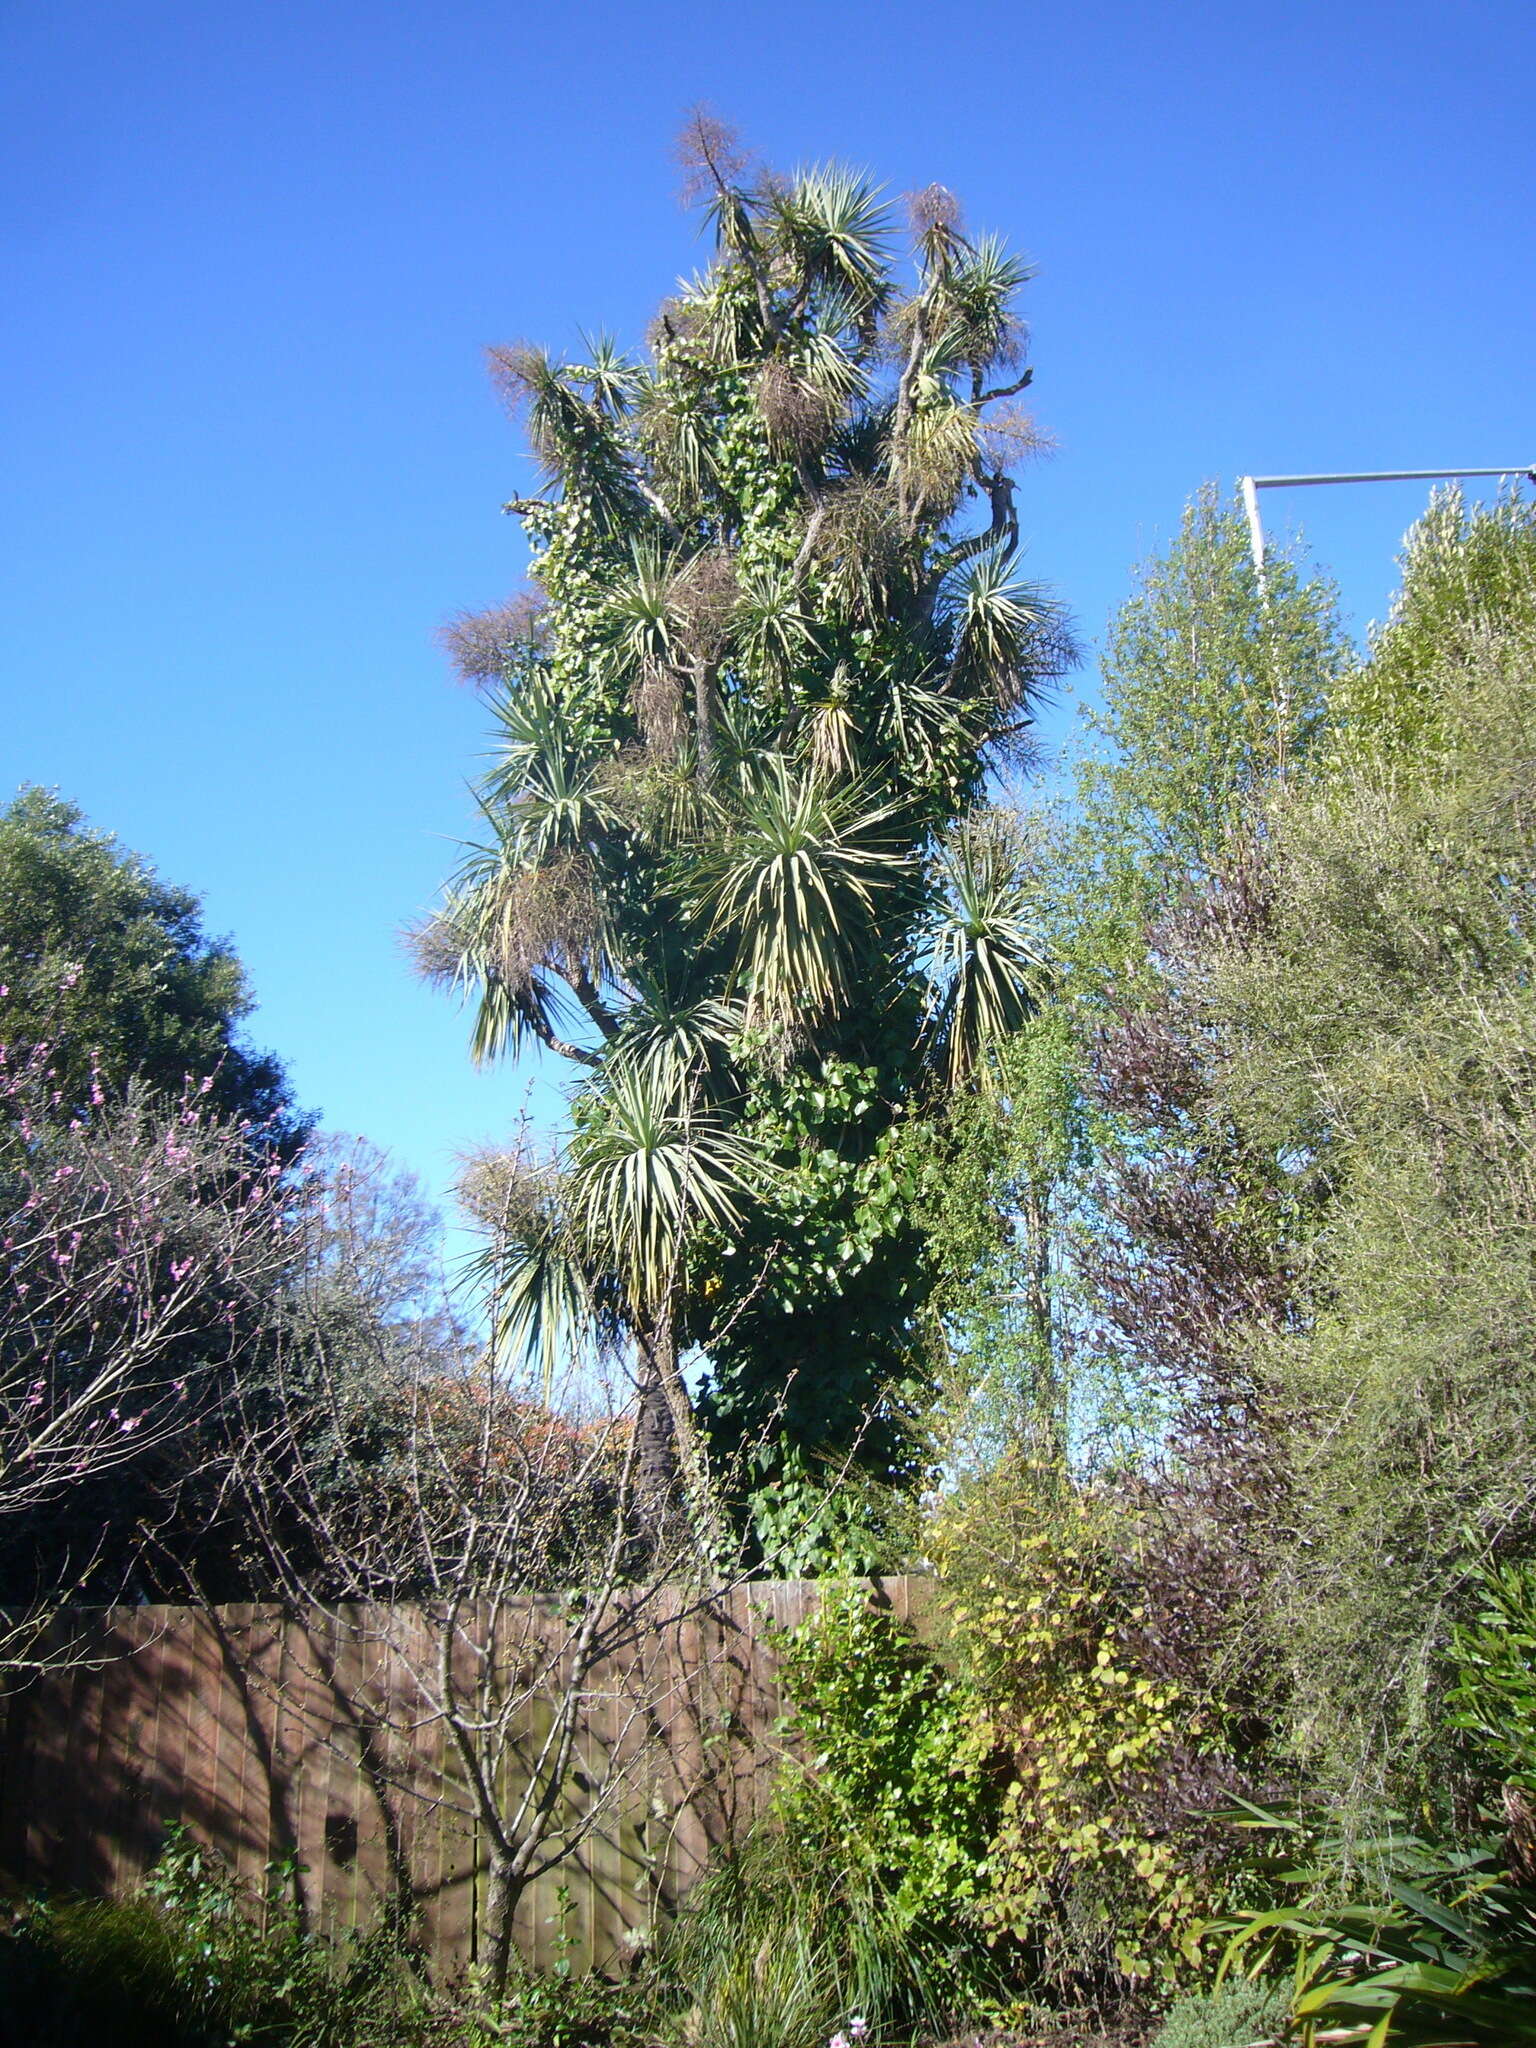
[[3, 0, 1533, 1225]]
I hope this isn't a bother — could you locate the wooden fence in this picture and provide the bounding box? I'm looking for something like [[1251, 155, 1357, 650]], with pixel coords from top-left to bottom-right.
[[0, 1579, 926, 1974]]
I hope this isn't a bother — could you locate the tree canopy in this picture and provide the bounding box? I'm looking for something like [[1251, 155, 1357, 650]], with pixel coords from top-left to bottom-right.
[[0, 787, 301, 1143], [426, 120, 1071, 1482]]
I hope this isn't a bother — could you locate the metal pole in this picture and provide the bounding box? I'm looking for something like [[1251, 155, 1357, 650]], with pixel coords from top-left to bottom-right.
[[1236, 465, 1536, 574]]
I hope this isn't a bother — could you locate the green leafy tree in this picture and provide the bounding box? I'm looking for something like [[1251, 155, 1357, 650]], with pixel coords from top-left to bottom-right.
[[0, 787, 300, 1143], [1059, 481, 1350, 1001], [1330, 484, 1536, 761], [425, 119, 1069, 1485]]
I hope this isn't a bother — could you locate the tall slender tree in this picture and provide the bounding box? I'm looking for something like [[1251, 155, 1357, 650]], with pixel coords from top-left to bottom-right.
[[424, 119, 1070, 1485]]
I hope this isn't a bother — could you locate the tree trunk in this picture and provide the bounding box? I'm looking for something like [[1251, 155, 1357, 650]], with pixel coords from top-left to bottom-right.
[[635, 1322, 680, 1506], [485, 1853, 525, 2001], [635, 1305, 721, 1546], [692, 660, 718, 784], [1022, 1177, 1062, 1453]]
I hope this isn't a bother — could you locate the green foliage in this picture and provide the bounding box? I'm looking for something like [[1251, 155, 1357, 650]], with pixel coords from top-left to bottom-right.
[[1042, 484, 1536, 1812], [1220, 1814, 1536, 2047], [1150, 1979, 1289, 2048], [1061, 483, 1349, 999], [494, 1888, 662, 2048], [1332, 486, 1536, 761], [1448, 1561, 1536, 1801], [741, 1442, 911, 1578], [932, 1468, 1228, 1990], [0, 787, 300, 1141], [767, 1584, 1009, 2024], [900, 1011, 1088, 1465], [665, 1812, 998, 2048], [664, 1847, 842, 2048], [1034, 481, 1348, 1490], [1204, 584, 1536, 1798], [0, 1826, 434, 2047]]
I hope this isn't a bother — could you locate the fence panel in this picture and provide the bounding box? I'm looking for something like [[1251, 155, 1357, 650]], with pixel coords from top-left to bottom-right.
[[0, 1578, 911, 1971]]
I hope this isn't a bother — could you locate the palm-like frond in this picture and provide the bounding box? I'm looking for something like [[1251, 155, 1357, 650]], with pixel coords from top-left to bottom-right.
[[703, 759, 908, 1029], [811, 479, 909, 619], [711, 693, 782, 797], [895, 395, 982, 517], [942, 236, 1033, 371], [426, 838, 610, 1066], [877, 673, 973, 787], [573, 331, 643, 417], [943, 552, 1059, 712], [733, 564, 818, 688], [487, 343, 640, 529], [457, 1151, 596, 1391], [598, 538, 683, 686], [633, 369, 718, 506], [797, 314, 870, 405], [490, 742, 616, 867], [921, 812, 1047, 1087], [606, 979, 744, 1105], [825, 399, 895, 482], [598, 742, 716, 848], [687, 265, 768, 367], [478, 675, 622, 864], [799, 666, 860, 780], [566, 1063, 760, 1313], [770, 166, 892, 316], [703, 182, 763, 262]]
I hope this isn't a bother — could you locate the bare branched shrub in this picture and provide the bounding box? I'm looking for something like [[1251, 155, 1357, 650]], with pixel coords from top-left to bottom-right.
[[215, 1330, 755, 1999], [674, 106, 752, 206], [0, 1040, 293, 1667], [438, 592, 548, 687]]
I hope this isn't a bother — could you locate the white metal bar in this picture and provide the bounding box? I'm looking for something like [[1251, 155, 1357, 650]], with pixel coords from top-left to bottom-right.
[[1249, 466, 1534, 489], [1236, 465, 1536, 573]]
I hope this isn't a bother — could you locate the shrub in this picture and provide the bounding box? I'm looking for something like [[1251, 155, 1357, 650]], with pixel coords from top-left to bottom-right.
[[772, 1583, 999, 1938], [1150, 1979, 1289, 2048], [496, 1886, 664, 2048], [663, 1821, 971, 2048], [729, 1585, 1011, 2034], [0, 1825, 435, 2048], [663, 1845, 841, 2048], [1448, 1557, 1536, 1815], [1219, 1813, 1536, 2047], [931, 1463, 1250, 1994]]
